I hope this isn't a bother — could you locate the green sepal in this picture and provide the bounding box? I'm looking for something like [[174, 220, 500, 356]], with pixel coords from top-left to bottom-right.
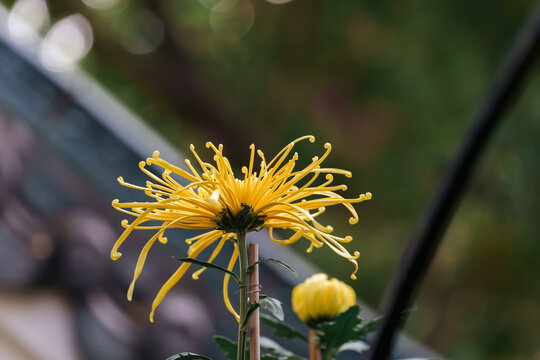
[[174, 257, 239, 283], [165, 353, 213, 360], [258, 295, 284, 321], [260, 314, 308, 343], [247, 258, 298, 277], [259, 336, 306, 360]]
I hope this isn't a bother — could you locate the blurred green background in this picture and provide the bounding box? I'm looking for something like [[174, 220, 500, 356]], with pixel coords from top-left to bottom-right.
[[3, 0, 539, 358]]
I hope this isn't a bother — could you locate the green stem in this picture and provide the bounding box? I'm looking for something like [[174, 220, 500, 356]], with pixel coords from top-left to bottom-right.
[[237, 231, 248, 360]]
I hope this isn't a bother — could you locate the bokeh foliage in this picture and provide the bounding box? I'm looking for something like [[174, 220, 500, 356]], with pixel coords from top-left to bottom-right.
[[3, 0, 539, 358]]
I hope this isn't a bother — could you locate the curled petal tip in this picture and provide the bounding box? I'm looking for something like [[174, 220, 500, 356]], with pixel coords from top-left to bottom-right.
[[365, 192, 372, 199], [205, 141, 212, 148], [343, 235, 353, 242], [117, 176, 123, 182], [324, 142, 331, 149], [350, 274, 357, 280], [192, 274, 199, 280], [308, 135, 315, 142], [111, 251, 122, 261], [149, 311, 154, 323], [111, 199, 119, 206], [349, 217, 359, 225], [353, 251, 360, 259], [152, 151, 160, 158]]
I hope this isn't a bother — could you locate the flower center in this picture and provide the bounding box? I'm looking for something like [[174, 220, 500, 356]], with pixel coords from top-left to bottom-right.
[[215, 204, 266, 234]]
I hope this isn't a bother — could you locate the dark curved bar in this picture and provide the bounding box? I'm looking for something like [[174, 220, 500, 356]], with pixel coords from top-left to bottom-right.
[[367, 2, 540, 359]]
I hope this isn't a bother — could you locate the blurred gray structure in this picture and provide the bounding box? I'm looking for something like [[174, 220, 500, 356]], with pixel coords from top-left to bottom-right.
[[0, 4, 437, 359]]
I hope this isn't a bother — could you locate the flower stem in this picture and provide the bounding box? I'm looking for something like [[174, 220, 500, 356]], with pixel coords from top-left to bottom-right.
[[237, 231, 248, 360]]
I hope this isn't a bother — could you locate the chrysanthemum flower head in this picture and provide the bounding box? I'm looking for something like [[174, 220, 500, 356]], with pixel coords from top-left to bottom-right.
[[292, 273, 356, 327], [111, 136, 371, 322]]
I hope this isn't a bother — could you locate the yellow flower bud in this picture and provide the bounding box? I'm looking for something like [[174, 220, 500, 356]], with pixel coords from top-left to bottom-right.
[[291, 273, 356, 327]]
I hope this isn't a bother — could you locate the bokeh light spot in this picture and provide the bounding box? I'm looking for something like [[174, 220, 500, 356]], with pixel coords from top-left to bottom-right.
[[81, 0, 122, 11], [209, 0, 254, 42], [39, 14, 93, 72], [7, 0, 49, 44], [265, 0, 294, 4], [120, 10, 165, 55]]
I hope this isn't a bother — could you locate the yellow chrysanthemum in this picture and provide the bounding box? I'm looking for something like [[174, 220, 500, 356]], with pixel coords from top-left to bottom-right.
[[110, 135, 371, 322], [292, 273, 356, 327]]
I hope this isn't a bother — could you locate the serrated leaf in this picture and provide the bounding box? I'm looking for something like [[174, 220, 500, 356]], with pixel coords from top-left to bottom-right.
[[175, 257, 239, 283], [260, 337, 306, 360], [337, 340, 370, 354], [248, 258, 298, 277], [355, 315, 384, 339], [166, 352, 213, 360], [260, 314, 308, 343], [258, 296, 284, 321], [315, 305, 362, 351], [214, 335, 254, 360], [261, 355, 280, 360], [214, 336, 241, 360]]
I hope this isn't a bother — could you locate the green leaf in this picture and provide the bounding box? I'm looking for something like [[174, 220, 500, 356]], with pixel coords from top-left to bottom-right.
[[213, 336, 243, 360], [260, 336, 306, 360], [260, 314, 308, 343], [241, 302, 261, 330], [214, 335, 256, 360], [261, 355, 280, 360], [166, 353, 213, 360], [337, 340, 370, 354], [258, 296, 284, 321], [355, 315, 384, 339], [175, 257, 239, 283], [248, 258, 298, 277], [315, 305, 362, 352]]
